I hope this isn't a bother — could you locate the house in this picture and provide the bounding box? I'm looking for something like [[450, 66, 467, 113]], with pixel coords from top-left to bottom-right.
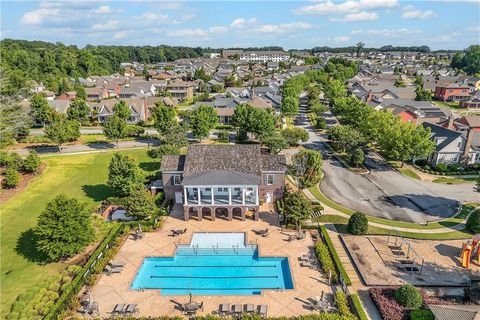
[[56, 91, 77, 101], [221, 49, 244, 58], [93, 98, 147, 124], [166, 80, 194, 101], [239, 51, 290, 62], [47, 100, 72, 115], [85, 87, 107, 101], [459, 90, 480, 109], [422, 122, 479, 165], [160, 144, 287, 221], [434, 83, 471, 102], [379, 99, 452, 125]]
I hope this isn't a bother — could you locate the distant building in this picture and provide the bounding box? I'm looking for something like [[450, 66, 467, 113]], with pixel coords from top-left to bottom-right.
[[203, 52, 221, 59], [239, 51, 290, 63], [434, 83, 471, 102], [166, 80, 194, 101], [221, 49, 244, 58], [56, 91, 77, 101]]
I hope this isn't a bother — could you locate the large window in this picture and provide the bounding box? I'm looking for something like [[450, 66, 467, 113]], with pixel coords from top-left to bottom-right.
[[266, 174, 274, 185]]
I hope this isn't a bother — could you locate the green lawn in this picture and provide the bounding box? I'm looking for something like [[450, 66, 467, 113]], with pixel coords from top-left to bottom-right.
[[0, 148, 156, 318], [433, 101, 461, 110], [432, 177, 477, 184], [388, 161, 421, 180]]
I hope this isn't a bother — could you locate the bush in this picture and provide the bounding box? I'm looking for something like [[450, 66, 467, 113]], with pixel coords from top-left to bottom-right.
[[217, 130, 229, 141], [348, 212, 368, 235], [395, 285, 423, 309], [370, 287, 406, 320], [154, 192, 165, 207], [410, 309, 434, 320], [334, 290, 354, 318], [464, 286, 480, 304], [5, 153, 24, 171], [23, 150, 41, 173], [125, 125, 145, 137], [314, 243, 338, 283], [3, 167, 20, 188], [316, 117, 327, 129], [435, 163, 448, 173], [466, 210, 480, 233]]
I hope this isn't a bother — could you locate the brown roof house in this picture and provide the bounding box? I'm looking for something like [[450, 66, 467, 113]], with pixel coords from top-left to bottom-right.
[[160, 144, 286, 221]]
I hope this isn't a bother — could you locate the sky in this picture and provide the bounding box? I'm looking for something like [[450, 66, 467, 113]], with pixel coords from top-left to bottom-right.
[[1, 0, 479, 50]]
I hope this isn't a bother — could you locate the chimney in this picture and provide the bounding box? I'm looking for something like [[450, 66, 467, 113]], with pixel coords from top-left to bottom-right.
[[461, 128, 474, 166], [447, 115, 454, 129], [366, 90, 374, 102]]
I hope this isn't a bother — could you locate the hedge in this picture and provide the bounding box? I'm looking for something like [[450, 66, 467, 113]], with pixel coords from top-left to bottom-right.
[[314, 243, 338, 283], [334, 290, 354, 318], [348, 294, 368, 320], [44, 223, 126, 320], [319, 226, 352, 286]]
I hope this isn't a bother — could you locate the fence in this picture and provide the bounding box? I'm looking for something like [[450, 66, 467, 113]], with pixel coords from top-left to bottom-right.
[[44, 223, 126, 320]]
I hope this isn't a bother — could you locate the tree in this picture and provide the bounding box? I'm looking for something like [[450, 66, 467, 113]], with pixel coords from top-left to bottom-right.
[[348, 212, 368, 235], [34, 194, 94, 261], [29, 93, 54, 125], [148, 144, 180, 161], [415, 86, 433, 101], [23, 150, 41, 173], [260, 132, 289, 154], [351, 148, 365, 167], [113, 100, 131, 120], [233, 104, 275, 139], [394, 79, 406, 87], [44, 115, 80, 151], [161, 123, 189, 148], [67, 98, 91, 124], [103, 115, 127, 147], [152, 102, 176, 134], [0, 95, 31, 146], [395, 285, 423, 309], [281, 96, 299, 115], [475, 176, 480, 193], [126, 189, 157, 219], [289, 149, 323, 189], [466, 210, 480, 233], [107, 153, 144, 197], [281, 127, 309, 146], [324, 79, 347, 100], [327, 125, 364, 153], [451, 45, 480, 75], [310, 101, 327, 116], [355, 42, 365, 58], [188, 104, 218, 140], [74, 83, 86, 100], [3, 167, 20, 188], [283, 191, 312, 230]]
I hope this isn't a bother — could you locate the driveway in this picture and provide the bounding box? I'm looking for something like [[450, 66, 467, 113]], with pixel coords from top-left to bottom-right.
[[295, 99, 478, 224]]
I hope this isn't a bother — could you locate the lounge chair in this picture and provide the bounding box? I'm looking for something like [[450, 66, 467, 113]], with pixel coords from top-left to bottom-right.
[[125, 304, 138, 314], [232, 304, 242, 314], [258, 304, 268, 316], [244, 304, 255, 313], [109, 260, 126, 268], [219, 303, 230, 315], [112, 304, 125, 314], [104, 265, 123, 275], [299, 255, 310, 261]]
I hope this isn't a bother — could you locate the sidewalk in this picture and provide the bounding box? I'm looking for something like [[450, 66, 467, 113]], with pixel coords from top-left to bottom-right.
[[324, 224, 382, 320]]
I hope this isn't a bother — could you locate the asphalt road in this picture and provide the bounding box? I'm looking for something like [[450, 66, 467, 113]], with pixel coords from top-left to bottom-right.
[[295, 99, 478, 224]]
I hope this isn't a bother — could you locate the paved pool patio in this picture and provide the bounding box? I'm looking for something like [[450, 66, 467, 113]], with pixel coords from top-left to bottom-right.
[[88, 204, 332, 318]]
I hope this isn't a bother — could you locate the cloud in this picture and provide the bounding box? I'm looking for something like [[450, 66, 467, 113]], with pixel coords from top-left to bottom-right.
[[230, 17, 257, 29], [209, 26, 228, 33], [402, 6, 437, 19], [21, 8, 55, 25], [350, 28, 420, 37], [293, 0, 397, 15], [255, 22, 313, 33], [112, 31, 128, 39], [167, 28, 209, 38], [141, 12, 171, 23], [91, 20, 119, 31], [94, 5, 113, 14], [333, 36, 350, 43], [342, 11, 378, 22]]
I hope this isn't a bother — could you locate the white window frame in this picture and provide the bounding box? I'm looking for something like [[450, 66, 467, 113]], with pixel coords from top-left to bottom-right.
[[173, 175, 181, 185], [266, 174, 274, 185]]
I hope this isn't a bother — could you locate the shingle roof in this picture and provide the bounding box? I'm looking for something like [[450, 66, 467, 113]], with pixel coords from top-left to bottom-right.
[[422, 122, 463, 152], [429, 305, 480, 320], [160, 155, 186, 171]]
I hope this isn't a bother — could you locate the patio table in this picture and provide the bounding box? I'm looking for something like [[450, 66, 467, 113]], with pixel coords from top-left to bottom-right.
[[184, 302, 200, 312]]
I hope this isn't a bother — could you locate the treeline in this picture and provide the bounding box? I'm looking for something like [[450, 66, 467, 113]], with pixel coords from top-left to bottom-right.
[[310, 45, 432, 53], [0, 39, 206, 95], [451, 45, 480, 75]]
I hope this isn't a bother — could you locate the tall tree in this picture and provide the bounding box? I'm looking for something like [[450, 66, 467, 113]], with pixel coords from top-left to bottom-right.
[[281, 96, 299, 115], [67, 98, 91, 124], [0, 96, 30, 146], [34, 194, 94, 261], [29, 93, 54, 126], [233, 104, 275, 139], [451, 45, 480, 75], [289, 149, 323, 189], [103, 115, 127, 147], [113, 100, 131, 120], [188, 104, 218, 140], [415, 86, 433, 101], [283, 191, 312, 230], [75, 82, 87, 100], [152, 102, 176, 135], [161, 123, 189, 148], [126, 189, 158, 220], [44, 115, 80, 151], [324, 79, 347, 100], [281, 127, 309, 146], [107, 153, 144, 197], [355, 42, 365, 58], [260, 132, 289, 154]]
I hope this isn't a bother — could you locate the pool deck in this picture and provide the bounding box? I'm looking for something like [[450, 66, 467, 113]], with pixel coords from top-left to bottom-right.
[[89, 204, 332, 317]]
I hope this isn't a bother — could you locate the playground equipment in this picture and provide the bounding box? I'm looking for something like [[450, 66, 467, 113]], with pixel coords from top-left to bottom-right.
[[387, 229, 425, 274], [460, 234, 480, 269]]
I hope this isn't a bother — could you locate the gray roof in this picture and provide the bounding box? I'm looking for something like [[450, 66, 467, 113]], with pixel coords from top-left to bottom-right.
[[422, 122, 463, 152], [429, 305, 480, 320], [47, 100, 71, 114], [160, 155, 186, 171]]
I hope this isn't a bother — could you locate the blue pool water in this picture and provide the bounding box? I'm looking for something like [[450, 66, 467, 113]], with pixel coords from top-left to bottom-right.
[[131, 232, 294, 295]]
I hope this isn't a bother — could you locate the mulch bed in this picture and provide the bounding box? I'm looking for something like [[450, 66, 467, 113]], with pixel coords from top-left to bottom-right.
[[0, 163, 46, 203]]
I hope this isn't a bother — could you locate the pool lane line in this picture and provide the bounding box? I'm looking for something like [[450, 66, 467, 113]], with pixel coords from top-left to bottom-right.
[[154, 265, 277, 268], [150, 275, 279, 279]]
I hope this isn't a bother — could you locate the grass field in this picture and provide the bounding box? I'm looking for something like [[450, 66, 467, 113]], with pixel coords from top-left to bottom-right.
[[0, 148, 156, 318], [432, 177, 477, 184]]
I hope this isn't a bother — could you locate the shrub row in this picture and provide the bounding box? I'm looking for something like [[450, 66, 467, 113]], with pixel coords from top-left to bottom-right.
[[319, 226, 352, 285], [413, 163, 478, 176], [334, 290, 354, 318], [314, 243, 338, 283], [370, 287, 407, 320], [43, 223, 126, 320], [348, 294, 368, 320]]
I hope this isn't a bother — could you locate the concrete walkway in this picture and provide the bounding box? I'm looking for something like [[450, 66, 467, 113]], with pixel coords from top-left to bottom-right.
[[324, 224, 382, 320], [303, 187, 477, 234]]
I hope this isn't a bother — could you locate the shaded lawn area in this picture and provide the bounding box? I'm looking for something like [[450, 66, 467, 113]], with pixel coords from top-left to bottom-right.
[[0, 149, 156, 318], [432, 177, 477, 184]]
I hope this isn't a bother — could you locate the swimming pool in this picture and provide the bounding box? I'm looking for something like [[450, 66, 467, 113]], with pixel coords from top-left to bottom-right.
[[131, 232, 294, 295]]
